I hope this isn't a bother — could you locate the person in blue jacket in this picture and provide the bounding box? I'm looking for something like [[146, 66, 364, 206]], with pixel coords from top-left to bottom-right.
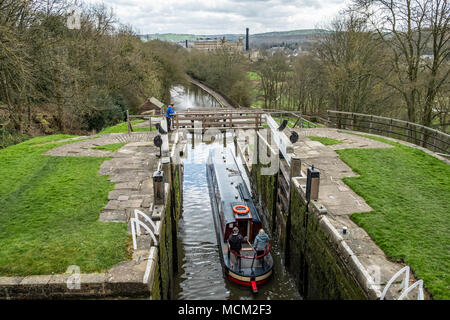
[[253, 229, 270, 268], [166, 103, 176, 131]]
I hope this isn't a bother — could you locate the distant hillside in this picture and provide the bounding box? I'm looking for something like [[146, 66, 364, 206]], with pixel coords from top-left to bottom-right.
[[139, 29, 328, 48]]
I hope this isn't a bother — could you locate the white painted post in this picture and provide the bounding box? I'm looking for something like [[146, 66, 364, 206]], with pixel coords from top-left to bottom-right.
[[131, 218, 138, 250], [161, 118, 170, 158]]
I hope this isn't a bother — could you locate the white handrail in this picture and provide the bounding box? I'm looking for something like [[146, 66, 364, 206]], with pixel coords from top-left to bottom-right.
[[381, 266, 424, 300], [398, 280, 424, 300], [134, 207, 155, 235], [130, 218, 158, 249], [381, 266, 410, 300]]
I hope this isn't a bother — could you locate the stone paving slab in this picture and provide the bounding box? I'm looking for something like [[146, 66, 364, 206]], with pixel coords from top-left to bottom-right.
[[291, 128, 390, 217], [99, 210, 128, 223]]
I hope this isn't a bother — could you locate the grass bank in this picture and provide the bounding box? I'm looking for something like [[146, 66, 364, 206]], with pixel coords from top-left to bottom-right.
[[93, 143, 127, 151], [336, 135, 450, 299], [99, 120, 151, 134], [0, 135, 129, 276], [308, 136, 342, 145]]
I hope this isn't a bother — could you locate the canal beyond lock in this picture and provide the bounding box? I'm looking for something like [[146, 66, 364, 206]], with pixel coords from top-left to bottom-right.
[[171, 84, 300, 300]]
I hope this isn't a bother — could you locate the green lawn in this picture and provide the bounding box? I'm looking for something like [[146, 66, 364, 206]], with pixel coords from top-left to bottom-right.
[[93, 143, 127, 151], [0, 135, 129, 276], [336, 135, 450, 299], [308, 136, 342, 146], [99, 120, 151, 134], [247, 71, 261, 81]]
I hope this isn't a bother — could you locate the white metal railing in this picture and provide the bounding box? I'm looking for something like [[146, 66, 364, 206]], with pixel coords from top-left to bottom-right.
[[131, 208, 158, 249], [381, 266, 424, 300]]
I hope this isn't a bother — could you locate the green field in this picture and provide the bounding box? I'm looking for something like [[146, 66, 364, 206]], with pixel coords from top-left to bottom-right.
[[336, 135, 450, 299], [0, 135, 129, 276], [247, 71, 261, 81]]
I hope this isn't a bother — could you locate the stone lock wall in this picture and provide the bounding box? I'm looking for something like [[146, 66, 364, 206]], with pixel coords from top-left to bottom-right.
[[285, 181, 368, 299], [251, 163, 278, 232], [152, 161, 183, 300], [250, 163, 371, 300]]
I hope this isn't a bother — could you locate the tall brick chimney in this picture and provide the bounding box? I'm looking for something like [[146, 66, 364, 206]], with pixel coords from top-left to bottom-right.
[[246, 28, 249, 51]]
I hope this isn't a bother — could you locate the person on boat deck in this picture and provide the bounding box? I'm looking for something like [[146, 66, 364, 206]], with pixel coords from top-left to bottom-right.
[[253, 229, 270, 268], [228, 227, 248, 271], [165, 103, 176, 131]]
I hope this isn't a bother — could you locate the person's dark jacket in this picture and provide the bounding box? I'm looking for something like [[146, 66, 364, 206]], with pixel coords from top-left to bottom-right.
[[228, 233, 246, 252]]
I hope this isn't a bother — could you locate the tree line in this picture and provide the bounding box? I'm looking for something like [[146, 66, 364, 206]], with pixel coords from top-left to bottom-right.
[[0, 0, 186, 148], [1, 0, 448, 149], [253, 0, 449, 132], [185, 48, 252, 108]]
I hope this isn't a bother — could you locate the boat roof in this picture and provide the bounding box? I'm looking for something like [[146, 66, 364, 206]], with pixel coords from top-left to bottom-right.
[[207, 148, 261, 225]]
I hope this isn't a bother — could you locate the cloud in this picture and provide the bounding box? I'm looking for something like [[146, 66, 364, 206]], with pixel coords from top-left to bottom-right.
[[83, 0, 351, 34]]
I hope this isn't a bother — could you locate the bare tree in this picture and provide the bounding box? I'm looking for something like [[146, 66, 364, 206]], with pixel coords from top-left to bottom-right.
[[315, 14, 394, 116], [255, 51, 290, 109], [351, 0, 450, 132]]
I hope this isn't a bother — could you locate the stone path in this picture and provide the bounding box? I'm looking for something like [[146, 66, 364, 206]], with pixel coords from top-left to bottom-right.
[[46, 132, 159, 227], [290, 128, 391, 217]]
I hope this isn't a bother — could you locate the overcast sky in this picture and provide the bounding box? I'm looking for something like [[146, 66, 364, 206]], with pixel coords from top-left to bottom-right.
[[83, 0, 351, 35]]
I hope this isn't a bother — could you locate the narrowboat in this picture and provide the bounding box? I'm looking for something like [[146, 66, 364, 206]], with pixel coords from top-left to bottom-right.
[[206, 147, 273, 293]]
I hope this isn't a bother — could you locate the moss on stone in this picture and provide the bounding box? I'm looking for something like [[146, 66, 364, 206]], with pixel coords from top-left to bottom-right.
[[286, 186, 368, 300], [151, 261, 161, 300]]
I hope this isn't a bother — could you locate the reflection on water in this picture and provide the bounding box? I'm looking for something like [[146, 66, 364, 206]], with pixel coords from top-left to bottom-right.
[[170, 84, 221, 111], [173, 139, 229, 300]]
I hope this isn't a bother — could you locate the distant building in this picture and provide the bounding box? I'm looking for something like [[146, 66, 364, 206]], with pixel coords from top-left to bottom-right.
[[247, 50, 261, 62], [194, 37, 244, 52]]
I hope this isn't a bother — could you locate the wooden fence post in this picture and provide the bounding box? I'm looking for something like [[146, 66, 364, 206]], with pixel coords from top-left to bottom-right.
[[389, 119, 393, 137], [127, 110, 131, 133], [421, 125, 426, 148], [405, 122, 409, 142]]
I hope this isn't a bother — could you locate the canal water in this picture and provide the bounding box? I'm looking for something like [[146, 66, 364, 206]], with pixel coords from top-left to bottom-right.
[[172, 84, 300, 300], [170, 84, 221, 110]]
